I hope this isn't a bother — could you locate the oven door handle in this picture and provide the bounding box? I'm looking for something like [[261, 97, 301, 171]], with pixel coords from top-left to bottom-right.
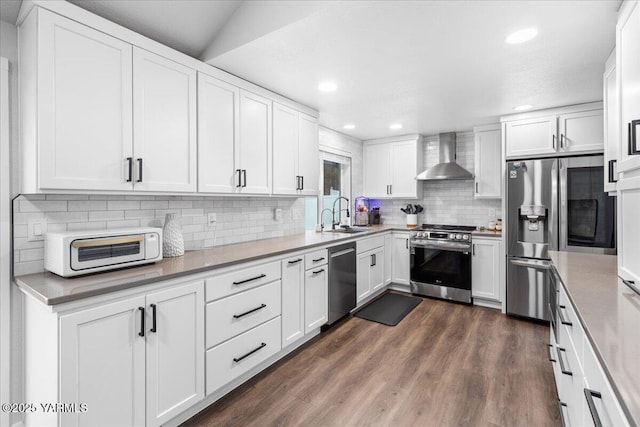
[[411, 242, 471, 252], [508, 258, 552, 270]]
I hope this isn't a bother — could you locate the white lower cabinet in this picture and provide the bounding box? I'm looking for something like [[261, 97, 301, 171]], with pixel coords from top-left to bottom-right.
[[58, 280, 204, 427], [617, 178, 640, 284], [392, 232, 410, 285], [471, 237, 502, 303], [281, 255, 305, 347], [356, 246, 384, 304], [305, 263, 328, 333]]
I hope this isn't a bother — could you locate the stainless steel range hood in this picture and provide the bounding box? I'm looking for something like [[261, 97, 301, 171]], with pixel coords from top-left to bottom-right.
[[416, 132, 474, 180]]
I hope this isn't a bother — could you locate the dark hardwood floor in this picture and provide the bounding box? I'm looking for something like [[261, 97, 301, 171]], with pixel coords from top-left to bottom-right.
[[183, 295, 560, 427]]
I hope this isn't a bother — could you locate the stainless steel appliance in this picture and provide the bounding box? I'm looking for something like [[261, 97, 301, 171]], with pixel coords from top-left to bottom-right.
[[44, 228, 163, 277], [410, 224, 474, 304], [506, 155, 616, 321], [415, 133, 474, 180], [327, 242, 357, 325]]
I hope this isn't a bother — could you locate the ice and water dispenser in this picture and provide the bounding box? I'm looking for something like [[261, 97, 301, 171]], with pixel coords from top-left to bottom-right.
[[518, 204, 549, 244]]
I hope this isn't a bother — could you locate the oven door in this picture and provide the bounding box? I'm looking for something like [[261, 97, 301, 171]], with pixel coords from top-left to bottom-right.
[[70, 234, 148, 271], [410, 241, 471, 292]]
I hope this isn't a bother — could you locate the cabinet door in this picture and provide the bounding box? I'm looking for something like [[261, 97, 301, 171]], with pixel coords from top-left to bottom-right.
[[133, 48, 197, 192], [281, 256, 305, 347], [364, 143, 392, 198], [239, 90, 272, 194], [617, 0, 640, 173], [60, 296, 146, 427], [604, 50, 619, 193], [37, 10, 133, 191], [471, 239, 500, 301], [474, 128, 502, 198], [272, 103, 299, 195], [356, 251, 372, 302], [504, 116, 557, 159], [618, 179, 640, 284], [371, 248, 385, 292], [198, 73, 239, 193], [146, 281, 204, 426], [298, 113, 320, 196], [384, 234, 393, 285], [392, 234, 411, 285], [391, 140, 419, 198], [558, 110, 604, 154], [305, 266, 328, 333]]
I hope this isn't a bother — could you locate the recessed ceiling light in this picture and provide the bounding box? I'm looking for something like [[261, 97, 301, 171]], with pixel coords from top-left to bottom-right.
[[343, 124, 355, 130], [389, 123, 403, 130], [505, 28, 538, 44], [318, 81, 337, 92], [514, 104, 534, 111]]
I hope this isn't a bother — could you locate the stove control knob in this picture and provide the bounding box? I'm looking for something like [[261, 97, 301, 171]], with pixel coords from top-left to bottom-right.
[[420, 232, 427, 238], [462, 235, 469, 240], [411, 232, 417, 238], [456, 234, 462, 240], [449, 233, 456, 240]]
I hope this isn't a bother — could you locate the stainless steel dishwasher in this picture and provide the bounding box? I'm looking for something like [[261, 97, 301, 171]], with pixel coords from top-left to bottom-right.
[[327, 242, 357, 325]]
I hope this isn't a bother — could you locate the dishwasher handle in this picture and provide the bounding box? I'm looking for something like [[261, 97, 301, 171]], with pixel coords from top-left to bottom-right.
[[329, 247, 355, 258]]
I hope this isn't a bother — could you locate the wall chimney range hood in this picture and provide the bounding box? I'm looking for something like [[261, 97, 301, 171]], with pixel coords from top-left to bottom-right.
[[415, 132, 474, 180]]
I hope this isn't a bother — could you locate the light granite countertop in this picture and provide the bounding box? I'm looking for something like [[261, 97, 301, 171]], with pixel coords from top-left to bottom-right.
[[549, 251, 640, 426], [14, 225, 408, 306]]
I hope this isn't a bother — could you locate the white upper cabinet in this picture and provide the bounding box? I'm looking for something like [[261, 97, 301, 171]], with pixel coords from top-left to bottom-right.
[[473, 125, 502, 199], [297, 113, 320, 196], [557, 110, 604, 154], [502, 103, 603, 160], [133, 48, 197, 192], [272, 104, 319, 196], [239, 90, 272, 194], [504, 115, 557, 159], [364, 135, 423, 199], [617, 0, 640, 173], [22, 8, 133, 192], [604, 49, 619, 193], [197, 73, 239, 194]]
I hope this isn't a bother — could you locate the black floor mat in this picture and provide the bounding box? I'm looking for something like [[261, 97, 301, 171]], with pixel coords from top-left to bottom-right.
[[354, 293, 421, 326]]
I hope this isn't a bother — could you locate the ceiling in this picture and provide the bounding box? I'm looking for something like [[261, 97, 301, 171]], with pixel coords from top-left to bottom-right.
[[1, 1, 619, 141]]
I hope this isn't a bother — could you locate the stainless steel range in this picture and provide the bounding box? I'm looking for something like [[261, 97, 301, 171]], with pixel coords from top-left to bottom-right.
[[410, 224, 475, 304]]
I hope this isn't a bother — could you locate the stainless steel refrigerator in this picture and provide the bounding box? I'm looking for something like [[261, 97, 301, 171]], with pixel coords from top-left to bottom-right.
[[506, 155, 615, 321]]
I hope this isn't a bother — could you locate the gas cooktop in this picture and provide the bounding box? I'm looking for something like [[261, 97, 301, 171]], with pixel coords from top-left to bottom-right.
[[420, 224, 477, 232]]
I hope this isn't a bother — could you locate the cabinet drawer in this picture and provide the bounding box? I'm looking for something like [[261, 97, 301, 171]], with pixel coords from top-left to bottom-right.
[[357, 235, 385, 254], [305, 248, 327, 270], [205, 260, 281, 302], [206, 281, 281, 348], [558, 285, 585, 361], [557, 336, 585, 427], [582, 342, 630, 427], [206, 316, 281, 395]]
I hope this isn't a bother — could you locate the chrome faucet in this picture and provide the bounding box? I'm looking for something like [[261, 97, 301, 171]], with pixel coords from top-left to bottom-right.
[[319, 208, 333, 231], [331, 197, 350, 230]]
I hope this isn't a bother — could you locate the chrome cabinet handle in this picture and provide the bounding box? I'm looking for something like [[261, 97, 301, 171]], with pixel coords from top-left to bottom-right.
[[547, 344, 556, 362], [233, 274, 266, 285], [558, 305, 572, 326], [556, 347, 572, 376], [233, 342, 266, 363], [138, 307, 145, 337], [584, 388, 603, 427], [126, 157, 133, 182], [233, 304, 266, 319], [150, 303, 157, 333]]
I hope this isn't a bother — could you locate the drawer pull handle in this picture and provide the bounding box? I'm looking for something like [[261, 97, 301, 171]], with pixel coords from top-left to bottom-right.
[[558, 305, 572, 326], [584, 388, 603, 427], [312, 257, 325, 262], [622, 279, 640, 296], [547, 344, 556, 362], [556, 347, 572, 376], [288, 258, 303, 264], [233, 342, 266, 363], [559, 401, 568, 427], [150, 303, 157, 333], [233, 274, 267, 285], [233, 304, 267, 319], [138, 307, 145, 337], [312, 268, 325, 275]]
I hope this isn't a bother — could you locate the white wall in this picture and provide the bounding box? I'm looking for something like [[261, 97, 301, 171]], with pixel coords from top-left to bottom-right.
[[377, 132, 502, 227]]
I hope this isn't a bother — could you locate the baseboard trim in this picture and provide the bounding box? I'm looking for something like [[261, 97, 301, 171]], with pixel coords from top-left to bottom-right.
[[473, 298, 502, 310]]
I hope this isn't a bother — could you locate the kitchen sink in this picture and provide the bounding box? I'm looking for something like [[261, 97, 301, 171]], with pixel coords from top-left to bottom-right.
[[327, 227, 368, 234]]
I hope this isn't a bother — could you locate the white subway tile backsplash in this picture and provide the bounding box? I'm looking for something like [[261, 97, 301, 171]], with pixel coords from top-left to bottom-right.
[[13, 194, 306, 275]]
